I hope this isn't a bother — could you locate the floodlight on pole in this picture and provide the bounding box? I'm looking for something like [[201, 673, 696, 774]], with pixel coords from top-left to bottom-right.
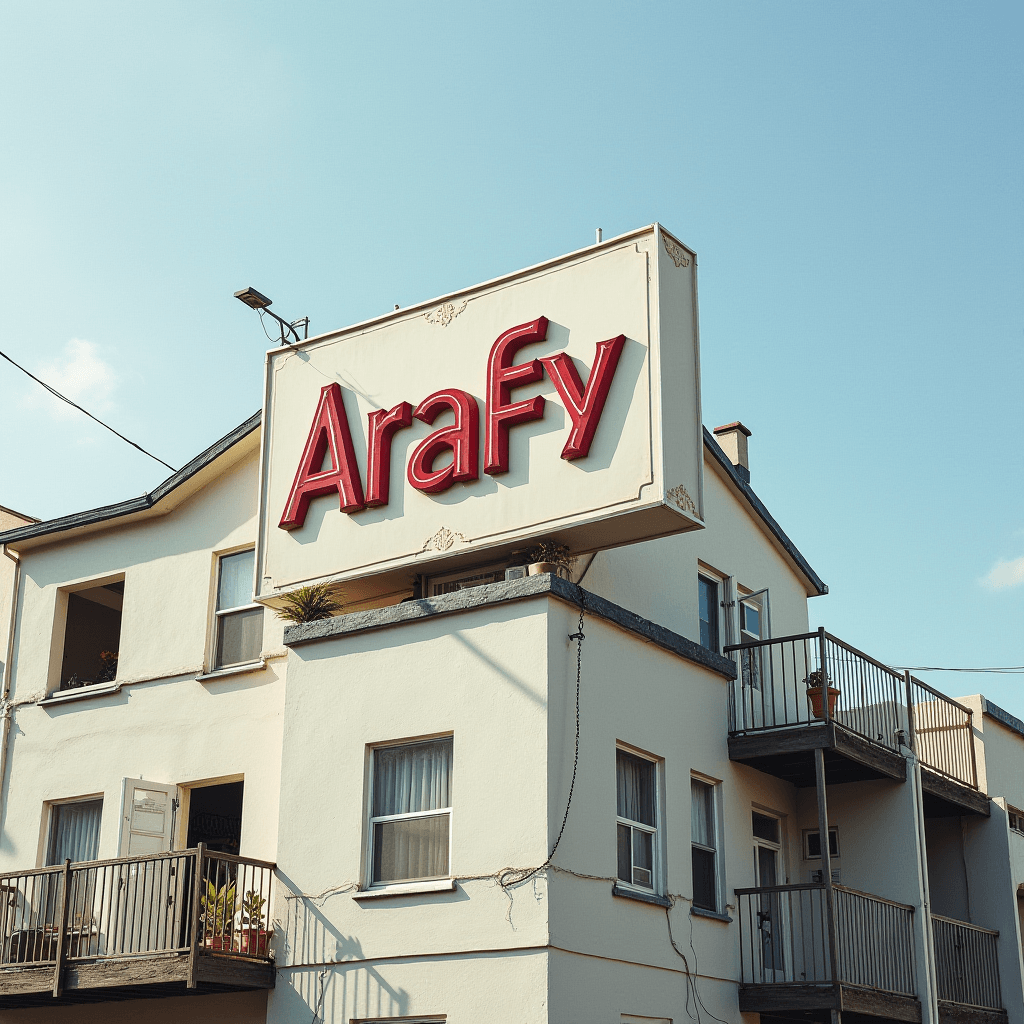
[[234, 287, 309, 345]]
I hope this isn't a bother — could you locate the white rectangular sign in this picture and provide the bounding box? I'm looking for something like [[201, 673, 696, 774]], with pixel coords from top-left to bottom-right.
[[255, 225, 704, 605]]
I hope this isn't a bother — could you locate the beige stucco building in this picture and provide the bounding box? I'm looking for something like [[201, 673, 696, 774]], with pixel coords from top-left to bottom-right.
[[0, 227, 1020, 1024]]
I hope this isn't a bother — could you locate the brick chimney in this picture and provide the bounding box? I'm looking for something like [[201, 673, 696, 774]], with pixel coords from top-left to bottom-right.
[[713, 422, 751, 483]]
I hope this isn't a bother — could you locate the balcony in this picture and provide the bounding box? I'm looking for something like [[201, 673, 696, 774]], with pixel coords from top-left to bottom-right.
[[0, 845, 275, 1009], [725, 629, 988, 815], [932, 915, 1006, 1024], [735, 882, 922, 1021]]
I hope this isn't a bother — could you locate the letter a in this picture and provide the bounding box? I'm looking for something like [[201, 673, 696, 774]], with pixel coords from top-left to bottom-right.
[[540, 335, 625, 460], [279, 383, 365, 530], [407, 389, 479, 494]]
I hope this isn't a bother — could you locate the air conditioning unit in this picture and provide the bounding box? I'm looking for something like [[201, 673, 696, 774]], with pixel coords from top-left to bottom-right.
[[809, 868, 841, 884]]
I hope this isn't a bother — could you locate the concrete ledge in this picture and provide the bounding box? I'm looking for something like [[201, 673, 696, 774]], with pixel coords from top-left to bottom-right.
[[284, 575, 736, 680], [612, 883, 672, 908]]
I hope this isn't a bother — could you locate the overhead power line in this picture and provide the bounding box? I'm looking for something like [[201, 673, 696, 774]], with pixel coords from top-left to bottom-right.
[[0, 346, 177, 474], [894, 666, 1024, 675]]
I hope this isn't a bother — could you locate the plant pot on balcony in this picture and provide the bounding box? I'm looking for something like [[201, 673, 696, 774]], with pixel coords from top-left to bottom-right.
[[806, 672, 840, 720], [239, 927, 271, 956], [528, 561, 571, 580]]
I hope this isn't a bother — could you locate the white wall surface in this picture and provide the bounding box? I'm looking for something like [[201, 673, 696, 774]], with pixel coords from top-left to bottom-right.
[[584, 451, 813, 645], [0, 451, 285, 868]]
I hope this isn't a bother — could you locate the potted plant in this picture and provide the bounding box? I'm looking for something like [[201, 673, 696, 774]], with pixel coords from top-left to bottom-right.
[[805, 669, 840, 720], [525, 541, 576, 581], [202, 879, 237, 950], [238, 888, 271, 956], [275, 582, 344, 624]]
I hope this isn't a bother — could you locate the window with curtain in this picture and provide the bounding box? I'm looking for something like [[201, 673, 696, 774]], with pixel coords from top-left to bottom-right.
[[47, 799, 103, 865], [214, 549, 264, 670], [691, 778, 719, 911], [616, 749, 658, 891], [370, 737, 453, 885]]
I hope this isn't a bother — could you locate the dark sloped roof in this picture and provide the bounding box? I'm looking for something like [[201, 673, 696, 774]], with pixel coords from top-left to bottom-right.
[[0, 412, 261, 547], [0, 412, 827, 598], [703, 427, 827, 596]]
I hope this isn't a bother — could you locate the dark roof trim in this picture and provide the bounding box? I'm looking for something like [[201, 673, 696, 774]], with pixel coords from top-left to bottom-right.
[[983, 698, 1024, 741], [703, 427, 828, 596], [285, 573, 738, 680], [0, 412, 262, 546]]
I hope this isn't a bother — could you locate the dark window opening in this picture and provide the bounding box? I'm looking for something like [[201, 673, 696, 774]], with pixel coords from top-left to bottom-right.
[[805, 827, 840, 859], [186, 781, 244, 857], [60, 582, 123, 690], [698, 575, 719, 652]]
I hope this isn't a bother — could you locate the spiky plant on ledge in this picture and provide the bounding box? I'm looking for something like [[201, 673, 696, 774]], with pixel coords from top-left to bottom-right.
[[275, 582, 344, 624]]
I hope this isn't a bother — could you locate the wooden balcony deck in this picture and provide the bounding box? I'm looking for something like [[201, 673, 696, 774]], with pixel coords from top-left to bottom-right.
[[0, 844, 275, 1010]]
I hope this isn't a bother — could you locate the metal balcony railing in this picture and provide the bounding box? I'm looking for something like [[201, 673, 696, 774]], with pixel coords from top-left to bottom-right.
[[0, 845, 274, 990], [932, 915, 1002, 1010], [725, 628, 980, 789], [735, 882, 916, 997]]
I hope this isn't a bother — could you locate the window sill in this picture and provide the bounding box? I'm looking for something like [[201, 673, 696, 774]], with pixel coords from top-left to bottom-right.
[[195, 660, 266, 683], [352, 879, 457, 901], [691, 906, 732, 923], [612, 883, 672, 908], [38, 681, 122, 706]]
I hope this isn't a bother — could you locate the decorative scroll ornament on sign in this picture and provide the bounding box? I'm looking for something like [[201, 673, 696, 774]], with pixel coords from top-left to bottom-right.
[[421, 526, 469, 553], [662, 235, 691, 268], [667, 484, 696, 515], [424, 299, 469, 327]]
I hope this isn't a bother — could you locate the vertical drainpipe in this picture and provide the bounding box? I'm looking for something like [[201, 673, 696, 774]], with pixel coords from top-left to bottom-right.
[[0, 545, 21, 834], [909, 742, 940, 1024]]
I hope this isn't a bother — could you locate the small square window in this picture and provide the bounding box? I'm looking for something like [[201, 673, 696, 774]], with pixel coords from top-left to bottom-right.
[[804, 827, 840, 860], [47, 799, 103, 865], [370, 738, 453, 886], [214, 550, 263, 670], [616, 749, 659, 891]]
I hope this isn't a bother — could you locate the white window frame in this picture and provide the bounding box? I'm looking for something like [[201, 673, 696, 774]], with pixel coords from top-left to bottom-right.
[[365, 735, 454, 891], [802, 826, 840, 860], [690, 773, 724, 913], [1008, 805, 1024, 836], [42, 794, 104, 867], [210, 547, 263, 672], [697, 565, 725, 655], [615, 744, 664, 895]]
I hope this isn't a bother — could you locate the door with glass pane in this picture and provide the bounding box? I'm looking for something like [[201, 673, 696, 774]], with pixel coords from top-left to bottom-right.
[[43, 800, 103, 954], [113, 780, 182, 954], [738, 590, 771, 729], [752, 811, 787, 982]]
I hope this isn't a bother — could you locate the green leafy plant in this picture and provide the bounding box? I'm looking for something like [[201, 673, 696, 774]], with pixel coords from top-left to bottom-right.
[[275, 582, 344, 624], [201, 879, 237, 939], [240, 889, 267, 929], [527, 541, 575, 571]]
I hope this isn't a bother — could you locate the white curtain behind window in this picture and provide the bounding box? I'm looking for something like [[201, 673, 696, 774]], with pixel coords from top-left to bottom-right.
[[691, 779, 714, 848], [616, 750, 655, 827], [372, 739, 452, 884], [373, 739, 452, 816], [48, 800, 102, 864]]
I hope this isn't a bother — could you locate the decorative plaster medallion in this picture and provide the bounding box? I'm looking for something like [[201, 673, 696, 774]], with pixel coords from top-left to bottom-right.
[[662, 235, 691, 268], [667, 484, 696, 515], [421, 526, 469, 552], [424, 299, 469, 327]]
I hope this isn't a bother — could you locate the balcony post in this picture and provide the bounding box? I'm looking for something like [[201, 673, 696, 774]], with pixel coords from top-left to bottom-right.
[[187, 844, 206, 989], [818, 627, 830, 724], [51, 858, 72, 998], [904, 671, 916, 753], [967, 706, 979, 790], [814, 748, 840, 997]]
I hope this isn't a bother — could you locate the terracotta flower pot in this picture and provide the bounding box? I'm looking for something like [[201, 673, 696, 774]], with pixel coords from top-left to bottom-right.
[[528, 562, 570, 580], [807, 685, 841, 720], [240, 928, 270, 956]]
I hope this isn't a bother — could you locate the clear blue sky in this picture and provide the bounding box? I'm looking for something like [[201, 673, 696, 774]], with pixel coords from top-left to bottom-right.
[[2, 2, 1021, 710]]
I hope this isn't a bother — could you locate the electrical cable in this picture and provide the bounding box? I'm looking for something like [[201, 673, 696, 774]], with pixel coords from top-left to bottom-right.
[[0, 346, 177, 473], [310, 968, 328, 1022], [892, 665, 1024, 674], [499, 585, 586, 890]]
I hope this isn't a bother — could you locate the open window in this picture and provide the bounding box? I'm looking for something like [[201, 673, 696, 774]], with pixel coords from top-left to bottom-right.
[[59, 580, 123, 690]]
